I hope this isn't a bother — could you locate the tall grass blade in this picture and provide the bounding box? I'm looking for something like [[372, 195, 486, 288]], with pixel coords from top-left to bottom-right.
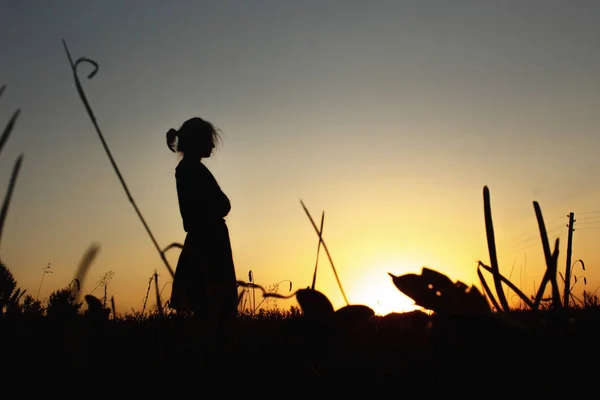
[[154, 271, 163, 315], [476, 267, 502, 311], [0, 154, 23, 249], [61, 39, 175, 279], [311, 211, 324, 291], [549, 238, 561, 309], [300, 200, 349, 305], [483, 186, 510, 312], [478, 261, 534, 309], [111, 295, 116, 319], [8, 287, 25, 309], [0, 109, 21, 158], [73, 243, 101, 303], [141, 274, 153, 315], [532, 201, 562, 310]]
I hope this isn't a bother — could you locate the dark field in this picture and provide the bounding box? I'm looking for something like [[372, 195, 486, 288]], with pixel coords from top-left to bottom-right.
[[2, 305, 599, 399]]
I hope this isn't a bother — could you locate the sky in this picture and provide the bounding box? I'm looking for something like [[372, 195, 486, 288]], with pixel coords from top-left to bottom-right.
[[1, 1, 599, 316]]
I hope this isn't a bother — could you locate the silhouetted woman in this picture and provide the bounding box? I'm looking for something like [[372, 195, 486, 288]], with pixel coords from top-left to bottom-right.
[[166, 117, 238, 336]]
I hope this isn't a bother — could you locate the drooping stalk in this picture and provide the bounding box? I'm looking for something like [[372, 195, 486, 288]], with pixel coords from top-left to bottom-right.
[[61, 39, 174, 278]]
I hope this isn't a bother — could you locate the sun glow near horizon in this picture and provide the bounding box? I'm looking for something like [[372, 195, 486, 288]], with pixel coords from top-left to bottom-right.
[[342, 257, 428, 316], [352, 282, 421, 316]]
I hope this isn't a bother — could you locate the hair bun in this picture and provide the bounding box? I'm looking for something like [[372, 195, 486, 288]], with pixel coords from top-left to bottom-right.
[[166, 128, 178, 152]]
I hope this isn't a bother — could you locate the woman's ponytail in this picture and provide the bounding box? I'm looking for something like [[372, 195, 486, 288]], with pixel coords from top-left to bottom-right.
[[166, 128, 178, 152]]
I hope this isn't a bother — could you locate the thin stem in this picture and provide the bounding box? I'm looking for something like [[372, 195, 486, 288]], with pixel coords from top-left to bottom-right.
[[300, 200, 349, 305], [61, 39, 174, 278]]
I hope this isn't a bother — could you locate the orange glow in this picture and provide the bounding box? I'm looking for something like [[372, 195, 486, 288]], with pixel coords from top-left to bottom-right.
[[351, 278, 421, 316], [345, 256, 427, 316]]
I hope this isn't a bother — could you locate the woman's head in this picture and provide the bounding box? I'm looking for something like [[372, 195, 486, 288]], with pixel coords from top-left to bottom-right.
[[166, 117, 221, 159]]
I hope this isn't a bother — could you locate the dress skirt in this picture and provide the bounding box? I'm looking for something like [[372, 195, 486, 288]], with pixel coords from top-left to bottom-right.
[[170, 220, 238, 320]]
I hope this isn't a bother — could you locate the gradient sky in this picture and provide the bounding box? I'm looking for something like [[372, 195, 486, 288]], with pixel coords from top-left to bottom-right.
[[1, 1, 599, 315]]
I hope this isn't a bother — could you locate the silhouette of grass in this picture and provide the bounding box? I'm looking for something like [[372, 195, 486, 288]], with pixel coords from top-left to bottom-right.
[[0, 85, 24, 250]]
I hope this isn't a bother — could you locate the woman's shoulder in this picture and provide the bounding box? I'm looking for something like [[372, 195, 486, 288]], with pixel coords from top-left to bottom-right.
[[176, 158, 193, 176]]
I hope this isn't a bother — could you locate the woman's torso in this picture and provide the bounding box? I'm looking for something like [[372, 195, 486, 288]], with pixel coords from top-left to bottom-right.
[[175, 158, 231, 233]]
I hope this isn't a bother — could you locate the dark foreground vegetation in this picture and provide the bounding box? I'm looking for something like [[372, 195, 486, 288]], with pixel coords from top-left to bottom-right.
[[2, 298, 600, 398]]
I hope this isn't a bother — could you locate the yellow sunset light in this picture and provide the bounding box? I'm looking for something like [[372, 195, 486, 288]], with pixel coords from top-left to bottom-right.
[[346, 257, 427, 316]]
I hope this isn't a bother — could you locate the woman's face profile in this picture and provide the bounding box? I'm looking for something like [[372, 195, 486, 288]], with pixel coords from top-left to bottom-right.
[[198, 139, 215, 158], [188, 134, 215, 159]]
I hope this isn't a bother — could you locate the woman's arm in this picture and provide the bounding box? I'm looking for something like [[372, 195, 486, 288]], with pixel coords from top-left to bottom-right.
[[176, 165, 230, 230]]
